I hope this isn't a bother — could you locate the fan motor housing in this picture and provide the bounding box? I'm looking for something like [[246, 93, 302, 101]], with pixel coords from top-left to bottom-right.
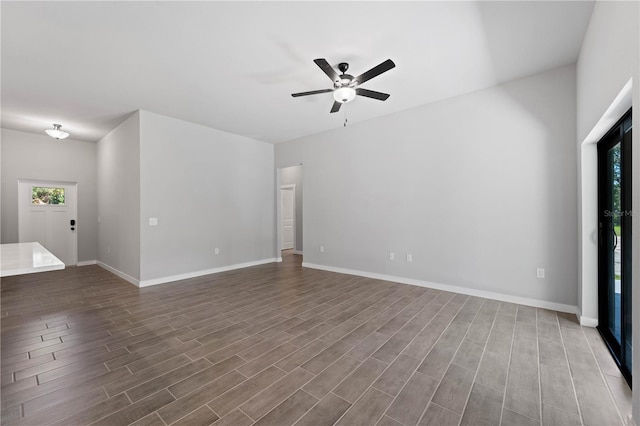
[[335, 74, 355, 88]]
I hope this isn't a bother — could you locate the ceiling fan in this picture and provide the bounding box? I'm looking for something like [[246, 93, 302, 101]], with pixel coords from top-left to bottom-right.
[[292, 58, 395, 113]]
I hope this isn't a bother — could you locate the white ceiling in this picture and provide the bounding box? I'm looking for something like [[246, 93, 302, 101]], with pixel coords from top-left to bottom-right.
[[1, 1, 594, 144]]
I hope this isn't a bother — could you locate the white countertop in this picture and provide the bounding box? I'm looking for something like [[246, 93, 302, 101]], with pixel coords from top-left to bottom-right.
[[0, 242, 65, 277]]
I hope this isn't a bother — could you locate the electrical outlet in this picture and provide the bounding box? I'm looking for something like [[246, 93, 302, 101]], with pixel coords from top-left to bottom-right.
[[406, 254, 413, 262], [389, 252, 395, 261], [537, 268, 545, 278], [320, 245, 325, 253], [214, 247, 219, 255], [149, 217, 158, 226]]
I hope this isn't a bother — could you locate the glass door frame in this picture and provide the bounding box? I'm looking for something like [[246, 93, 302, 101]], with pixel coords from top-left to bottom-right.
[[597, 108, 632, 387]]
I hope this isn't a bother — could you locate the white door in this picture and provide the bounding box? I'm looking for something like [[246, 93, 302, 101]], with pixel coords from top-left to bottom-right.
[[280, 185, 295, 250], [18, 180, 78, 265]]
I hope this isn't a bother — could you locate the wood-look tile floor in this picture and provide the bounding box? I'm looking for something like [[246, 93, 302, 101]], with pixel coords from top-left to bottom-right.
[[1, 251, 630, 426]]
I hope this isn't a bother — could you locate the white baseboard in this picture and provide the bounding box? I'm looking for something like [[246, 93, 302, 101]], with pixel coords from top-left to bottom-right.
[[302, 262, 578, 315], [97, 261, 140, 286], [293, 250, 303, 255], [76, 260, 97, 267], [276, 257, 283, 263], [577, 309, 599, 327], [579, 317, 598, 327], [138, 258, 278, 287]]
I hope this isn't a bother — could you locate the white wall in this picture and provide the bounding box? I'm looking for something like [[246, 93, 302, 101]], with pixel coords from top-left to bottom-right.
[[280, 165, 303, 252], [576, 1, 639, 421], [1, 128, 98, 262], [276, 65, 578, 309], [97, 112, 141, 281], [577, 1, 639, 143], [138, 110, 275, 283]]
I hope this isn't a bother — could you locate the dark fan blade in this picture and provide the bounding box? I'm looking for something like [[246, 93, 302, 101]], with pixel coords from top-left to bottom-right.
[[330, 101, 342, 113], [314, 58, 340, 82], [291, 88, 334, 97], [354, 59, 395, 85], [356, 88, 390, 101]]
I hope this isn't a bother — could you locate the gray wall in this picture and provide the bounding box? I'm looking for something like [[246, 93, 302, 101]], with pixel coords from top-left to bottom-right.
[[139, 110, 275, 281], [97, 112, 141, 280], [1, 128, 98, 262], [276, 65, 578, 307], [280, 165, 303, 252], [576, 1, 639, 419]]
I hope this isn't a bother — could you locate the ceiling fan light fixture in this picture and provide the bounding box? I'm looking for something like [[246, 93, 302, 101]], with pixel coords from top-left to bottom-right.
[[292, 58, 395, 113], [45, 124, 70, 140], [334, 87, 356, 104]]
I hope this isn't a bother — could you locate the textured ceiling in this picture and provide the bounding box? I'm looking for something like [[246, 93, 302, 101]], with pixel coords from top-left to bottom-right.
[[1, 1, 594, 143]]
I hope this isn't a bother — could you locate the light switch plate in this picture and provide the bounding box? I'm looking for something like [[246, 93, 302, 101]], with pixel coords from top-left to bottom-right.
[[149, 218, 158, 226]]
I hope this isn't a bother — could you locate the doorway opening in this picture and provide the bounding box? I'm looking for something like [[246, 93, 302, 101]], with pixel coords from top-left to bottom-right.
[[18, 179, 78, 266], [281, 184, 295, 251], [597, 108, 632, 387], [277, 165, 303, 260]]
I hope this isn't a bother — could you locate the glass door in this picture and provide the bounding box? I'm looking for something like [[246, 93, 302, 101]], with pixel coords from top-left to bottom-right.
[[597, 109, 632, 387]]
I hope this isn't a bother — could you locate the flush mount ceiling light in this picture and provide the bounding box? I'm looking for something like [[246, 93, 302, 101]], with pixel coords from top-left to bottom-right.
[[292, 59, 395, 113], [45, 124, 70, 140]]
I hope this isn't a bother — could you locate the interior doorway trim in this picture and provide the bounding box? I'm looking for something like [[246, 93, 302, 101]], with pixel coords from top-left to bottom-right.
[[280, 184, 296, 252], [579, 78, 633, 326], [275, 164, 303, 262]]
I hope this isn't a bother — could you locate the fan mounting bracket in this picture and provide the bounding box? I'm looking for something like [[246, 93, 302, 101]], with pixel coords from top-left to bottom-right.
[[338, 62, 349, 74]]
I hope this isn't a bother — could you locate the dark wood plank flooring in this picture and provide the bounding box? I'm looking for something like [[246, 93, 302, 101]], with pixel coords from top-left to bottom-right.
[[1, 251, 629, 425]]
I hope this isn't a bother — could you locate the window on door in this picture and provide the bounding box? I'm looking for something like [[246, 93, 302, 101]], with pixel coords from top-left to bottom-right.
[[32, 186, 66, 205]]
